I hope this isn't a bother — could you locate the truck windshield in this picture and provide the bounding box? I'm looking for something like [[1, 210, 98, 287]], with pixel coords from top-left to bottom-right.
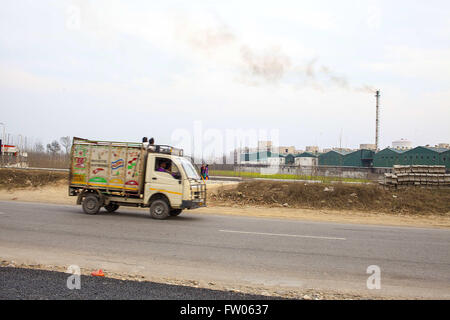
[[179, 158, 201, 180]]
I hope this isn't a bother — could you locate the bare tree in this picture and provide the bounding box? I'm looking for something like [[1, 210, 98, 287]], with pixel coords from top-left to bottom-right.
[[47, 140, 61, 155], [34, 141, 45, 153], [60, 136, 72, 154]]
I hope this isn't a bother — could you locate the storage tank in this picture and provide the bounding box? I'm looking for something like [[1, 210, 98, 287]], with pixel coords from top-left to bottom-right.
[[392, 139, 413, 150]]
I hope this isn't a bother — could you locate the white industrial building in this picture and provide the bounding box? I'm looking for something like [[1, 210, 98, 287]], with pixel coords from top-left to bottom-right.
[[294, 152, 318, 167]]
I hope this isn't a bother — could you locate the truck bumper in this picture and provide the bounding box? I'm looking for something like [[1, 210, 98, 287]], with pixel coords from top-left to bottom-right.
[[181, 200, 206, 210]]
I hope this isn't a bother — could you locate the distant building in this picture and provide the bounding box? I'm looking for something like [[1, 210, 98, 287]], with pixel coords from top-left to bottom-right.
[[278, 146, 296, 155], [295, 152, 318, 167], [258, 141, 272, 152], [332, 147, 354, 153], [437, 143, 450, 149], [305, 146, 319, 154], [392, 139, 413, 150], [0, 144, 28, 168], [268, 156, 285, 166], [360, 144, 377, 151]]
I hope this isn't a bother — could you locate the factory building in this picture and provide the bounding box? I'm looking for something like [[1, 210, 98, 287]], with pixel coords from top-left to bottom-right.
[[284, 154, 295, 165], [373, 146, 450, 169], [401, 146, 448, 167], [440, 149, 450, 169], [240, 151, 274, 164], [237, 140, 449, 169], [342, 149, 375, 167], [373, 148, 405, 168], [318, 149, 374, 167], [318, 150, 350, 166]]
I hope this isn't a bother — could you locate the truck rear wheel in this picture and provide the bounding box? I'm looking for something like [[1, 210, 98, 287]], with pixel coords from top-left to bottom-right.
[[104, 203, 120, 213], [170, 209, 183, 216], [149, 199, 170, 220], [82, 194, 102, 215]]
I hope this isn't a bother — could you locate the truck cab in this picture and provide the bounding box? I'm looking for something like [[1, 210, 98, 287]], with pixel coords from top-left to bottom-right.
[[144, 150, 206, 218]]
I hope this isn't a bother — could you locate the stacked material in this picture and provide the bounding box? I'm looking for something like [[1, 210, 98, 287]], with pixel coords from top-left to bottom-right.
[[381, 165, 450, 187]]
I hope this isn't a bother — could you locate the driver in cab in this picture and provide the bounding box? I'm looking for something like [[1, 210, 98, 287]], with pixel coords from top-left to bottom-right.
[[157, 161, 179, 179]]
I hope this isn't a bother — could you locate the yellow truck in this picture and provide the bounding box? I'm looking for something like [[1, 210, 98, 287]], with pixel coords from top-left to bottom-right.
[[68, 137, 206, 219]]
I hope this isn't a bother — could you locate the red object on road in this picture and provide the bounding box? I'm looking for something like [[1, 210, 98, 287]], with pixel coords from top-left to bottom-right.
[[91, 269, 105, 277]]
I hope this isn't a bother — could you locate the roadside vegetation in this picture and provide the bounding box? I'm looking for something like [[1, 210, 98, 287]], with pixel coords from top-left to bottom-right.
[[211, 181, 450, 215], [210, 170, 372, 184]]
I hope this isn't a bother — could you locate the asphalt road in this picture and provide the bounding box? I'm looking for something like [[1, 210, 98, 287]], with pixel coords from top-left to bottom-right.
[[0, 267, 272, 300], [0, 200, 449, 299]]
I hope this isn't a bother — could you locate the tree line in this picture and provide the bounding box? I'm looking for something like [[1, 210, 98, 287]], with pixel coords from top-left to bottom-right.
[[27, 136, 72, 169]]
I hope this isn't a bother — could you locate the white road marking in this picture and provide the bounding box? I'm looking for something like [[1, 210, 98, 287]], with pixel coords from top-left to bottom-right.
[[0, 212, 6, 215], [219, 229, 346, 241]]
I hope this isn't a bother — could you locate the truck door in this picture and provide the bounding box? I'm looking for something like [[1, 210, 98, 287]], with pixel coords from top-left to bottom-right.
[[146, 156, 183, 207]]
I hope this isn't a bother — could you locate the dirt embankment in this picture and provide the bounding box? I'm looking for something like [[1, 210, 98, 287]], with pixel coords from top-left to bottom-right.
[[211, 181, 450, 216], [0, 169, 68, 190]]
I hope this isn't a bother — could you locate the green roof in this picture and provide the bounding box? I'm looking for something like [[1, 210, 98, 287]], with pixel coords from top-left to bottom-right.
[[378, 148, 406, 154], [296, 152, 318, 158], [422, 146, 450, 153]]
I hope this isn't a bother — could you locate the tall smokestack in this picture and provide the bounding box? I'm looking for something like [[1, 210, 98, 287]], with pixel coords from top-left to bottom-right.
[[375, 90, 380, 151]]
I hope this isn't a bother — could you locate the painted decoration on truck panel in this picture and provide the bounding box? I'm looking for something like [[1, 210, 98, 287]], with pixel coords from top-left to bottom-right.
[[75, 145, 88, 157], [88, 177, 108, 184], [93, 168, 105, 174], [72, 174, 86, 184], [127, 157, 138, 169], [75, 157, 86, 169], [111, 159, 124, 170], [109, 178, 124, 184], [125, 180, 139, 186]]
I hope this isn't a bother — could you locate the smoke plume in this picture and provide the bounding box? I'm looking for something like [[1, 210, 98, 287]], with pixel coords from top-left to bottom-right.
[[178, 16, 375, 92], [240, 45, 292, 82]]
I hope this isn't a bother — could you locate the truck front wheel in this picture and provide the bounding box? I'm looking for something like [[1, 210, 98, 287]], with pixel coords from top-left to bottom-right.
[[149, 199, 170, 220], [82, 194, 102, 215]]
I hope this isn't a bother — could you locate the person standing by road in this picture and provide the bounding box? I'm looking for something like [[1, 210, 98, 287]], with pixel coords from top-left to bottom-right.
[[205, 164, 209, 180], [200, 164, 205, 180]]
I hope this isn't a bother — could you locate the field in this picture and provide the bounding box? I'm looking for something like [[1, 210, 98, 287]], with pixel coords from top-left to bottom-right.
[[210, 170, 372, 183]]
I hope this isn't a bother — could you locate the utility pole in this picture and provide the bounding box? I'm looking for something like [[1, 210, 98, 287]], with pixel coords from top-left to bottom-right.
[[375, 90, 380, 151], [0, 123, 5, 145]]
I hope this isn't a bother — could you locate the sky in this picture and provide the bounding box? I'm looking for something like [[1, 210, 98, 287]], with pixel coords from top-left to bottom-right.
[[0, 0, 449, 157]]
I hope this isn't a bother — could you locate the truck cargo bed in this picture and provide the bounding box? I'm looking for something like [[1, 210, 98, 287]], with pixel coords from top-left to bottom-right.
[[69, 137, 146, 194]]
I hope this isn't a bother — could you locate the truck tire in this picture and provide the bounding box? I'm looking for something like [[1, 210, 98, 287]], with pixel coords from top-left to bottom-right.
[[149, 199, 170, 220], [82, 194, 102, 215], [104, 203, 120, 213], [170, 209, 183, 216]]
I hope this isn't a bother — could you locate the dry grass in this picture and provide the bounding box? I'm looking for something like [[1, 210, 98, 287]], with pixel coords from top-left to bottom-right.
[[211, 181, 450, 215], [0, 168, 68, 190], [27, 152, 70, 169]]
